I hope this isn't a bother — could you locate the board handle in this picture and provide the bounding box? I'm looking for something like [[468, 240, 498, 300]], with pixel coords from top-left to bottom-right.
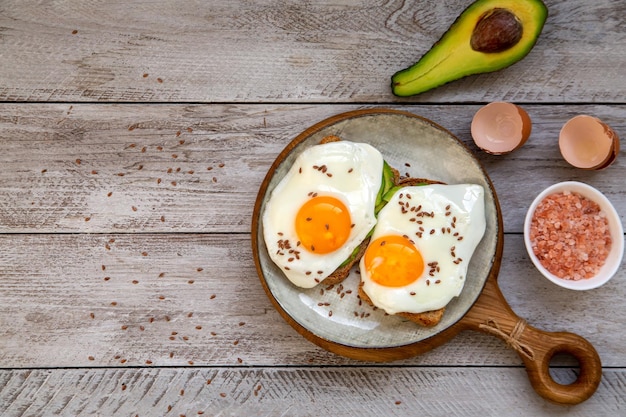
[[461, 276, 602, 405]]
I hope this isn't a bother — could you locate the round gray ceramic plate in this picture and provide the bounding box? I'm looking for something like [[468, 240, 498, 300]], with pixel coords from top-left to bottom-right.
[[254, 109, 499, 349]]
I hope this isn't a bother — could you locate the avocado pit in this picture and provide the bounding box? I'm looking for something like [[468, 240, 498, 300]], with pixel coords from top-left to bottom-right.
[[471, 8, 523, 53]]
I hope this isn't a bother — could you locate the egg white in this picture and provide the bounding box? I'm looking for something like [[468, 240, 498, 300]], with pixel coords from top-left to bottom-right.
[[359, 184, 486, 315], [263, 141, 383, 288]]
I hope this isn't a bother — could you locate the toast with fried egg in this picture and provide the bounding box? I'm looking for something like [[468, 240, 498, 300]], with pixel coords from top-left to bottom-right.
[[319, 135, 400, 285], [358, 177, 447, 327]]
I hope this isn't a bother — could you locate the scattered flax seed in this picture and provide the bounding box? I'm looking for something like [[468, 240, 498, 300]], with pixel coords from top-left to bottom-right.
[[159, 295, 165, 300], [212, 177, 217, 183], [138, 165, 143, 170], [218, 163, 225, 168], [176, 131, 181, 137], [132, 206, 137, 212], [142, 251, 148, 256], [102, 265, 106, 271], [111, 301, 117, 306], [90, 312, 95, 319], [169, 352, 174, 358], [237, 358, 243, 363], [121, 384, 127, 391], [207, 166, 213, 171], [41, 169, 47, 173], [88, 355, 94, 361], [210, 294, 216, 299], [239, 321, 246, 326], [132, 280, 139, 284], [161, 215, 165, 222], [104, 276, 110, 281], [157, 146, 163, 151], [157, 77, 163, 83], [91, 170, 98, 175], [159, 272, 165, 278], [188, 280, 194, 284], [171, 181, 177, 186], [146, 360, 152, 365], [180, 389, 185, 396], [85, 217, 91, 222], [107, 192, 113, 197], [220, 393, 226, 398], [165, 316, 171, 322], [172, 154, 178, 159], [141, 146, 146, 153], [179, 139, 185, 145], [157, 178, 162, 184], [187, 127, 193, 133], [75, 158, 81, 165], [197, 267, 203, 272], [72, 29, 78, 34], [187, 312, 193, 318], [395, 401, 402, 405], [188, 361, 194, 366], [233, 340, 239, 346], [120, 359, 127, 364], [207, 379, 212, 384], [143, 73, 148, 78], [117, 173, 125, 177], [195, 325, 202, 330]]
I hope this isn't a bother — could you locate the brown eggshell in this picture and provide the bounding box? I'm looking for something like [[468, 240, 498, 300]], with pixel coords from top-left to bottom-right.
[[471, 102, 532, 155], [559, 115, 620, 170]]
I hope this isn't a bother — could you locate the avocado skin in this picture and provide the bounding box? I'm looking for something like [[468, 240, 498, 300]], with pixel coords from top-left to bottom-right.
[[391, 0, 548, 97]]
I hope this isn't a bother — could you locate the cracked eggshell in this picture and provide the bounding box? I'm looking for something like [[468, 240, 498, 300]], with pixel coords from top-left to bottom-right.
[[559, 115, 620, 170], [471, 102, 532, 155]]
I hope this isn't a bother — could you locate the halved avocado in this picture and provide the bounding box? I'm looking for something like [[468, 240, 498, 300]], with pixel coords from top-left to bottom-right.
[[391, 0, 548, 97]]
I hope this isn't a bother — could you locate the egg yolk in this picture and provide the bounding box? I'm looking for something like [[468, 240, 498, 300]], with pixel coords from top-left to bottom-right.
[[363, 235, 424, 287], [295, 195, 352, 254]]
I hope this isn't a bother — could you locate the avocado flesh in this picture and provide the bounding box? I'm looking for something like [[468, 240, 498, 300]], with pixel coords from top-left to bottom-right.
[[392, 0, 548, 97], [340, 161, 396, 268]]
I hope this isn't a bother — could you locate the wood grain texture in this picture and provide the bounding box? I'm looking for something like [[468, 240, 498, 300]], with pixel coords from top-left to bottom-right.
[[1, 103, 624, 233], [0, 233, 624, 368], [1, 0, 625, 412], [1, 367, 625, 417], [0, 0, 625, 103]]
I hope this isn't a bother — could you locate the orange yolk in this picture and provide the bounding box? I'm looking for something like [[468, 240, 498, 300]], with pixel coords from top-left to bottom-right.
[[295, 195, 352, 254], [363, 235, 424, 287]]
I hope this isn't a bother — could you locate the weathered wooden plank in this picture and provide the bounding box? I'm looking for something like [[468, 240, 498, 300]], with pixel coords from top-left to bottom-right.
[[0, 1, 624, 103], [0, 233, 623, 368], [1, 103, 624, 233], [0, 367, 624, 416]]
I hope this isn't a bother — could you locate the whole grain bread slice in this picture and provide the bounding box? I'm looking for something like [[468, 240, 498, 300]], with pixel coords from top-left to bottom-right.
[[358, 176, 447, 327]]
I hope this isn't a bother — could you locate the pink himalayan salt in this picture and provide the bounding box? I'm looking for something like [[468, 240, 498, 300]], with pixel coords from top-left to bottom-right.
[[529, 190, 611, 280]]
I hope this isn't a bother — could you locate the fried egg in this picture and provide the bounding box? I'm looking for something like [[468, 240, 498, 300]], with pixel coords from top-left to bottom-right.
[[359, 184, 486, 315], [263, 141, 383, 288]]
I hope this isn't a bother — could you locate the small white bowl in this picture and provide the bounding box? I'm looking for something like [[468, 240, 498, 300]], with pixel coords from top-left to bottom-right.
[[524, 181, 624, 290]]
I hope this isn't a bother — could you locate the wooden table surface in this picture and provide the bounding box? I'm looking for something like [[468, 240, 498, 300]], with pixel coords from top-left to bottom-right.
[[1, 0, 624, 415]]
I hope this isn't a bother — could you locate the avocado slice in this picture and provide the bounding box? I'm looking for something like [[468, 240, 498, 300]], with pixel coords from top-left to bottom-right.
[[391, 0, 548, 97], [340, 161, 396, 268], [374, 161, 396, 214]]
